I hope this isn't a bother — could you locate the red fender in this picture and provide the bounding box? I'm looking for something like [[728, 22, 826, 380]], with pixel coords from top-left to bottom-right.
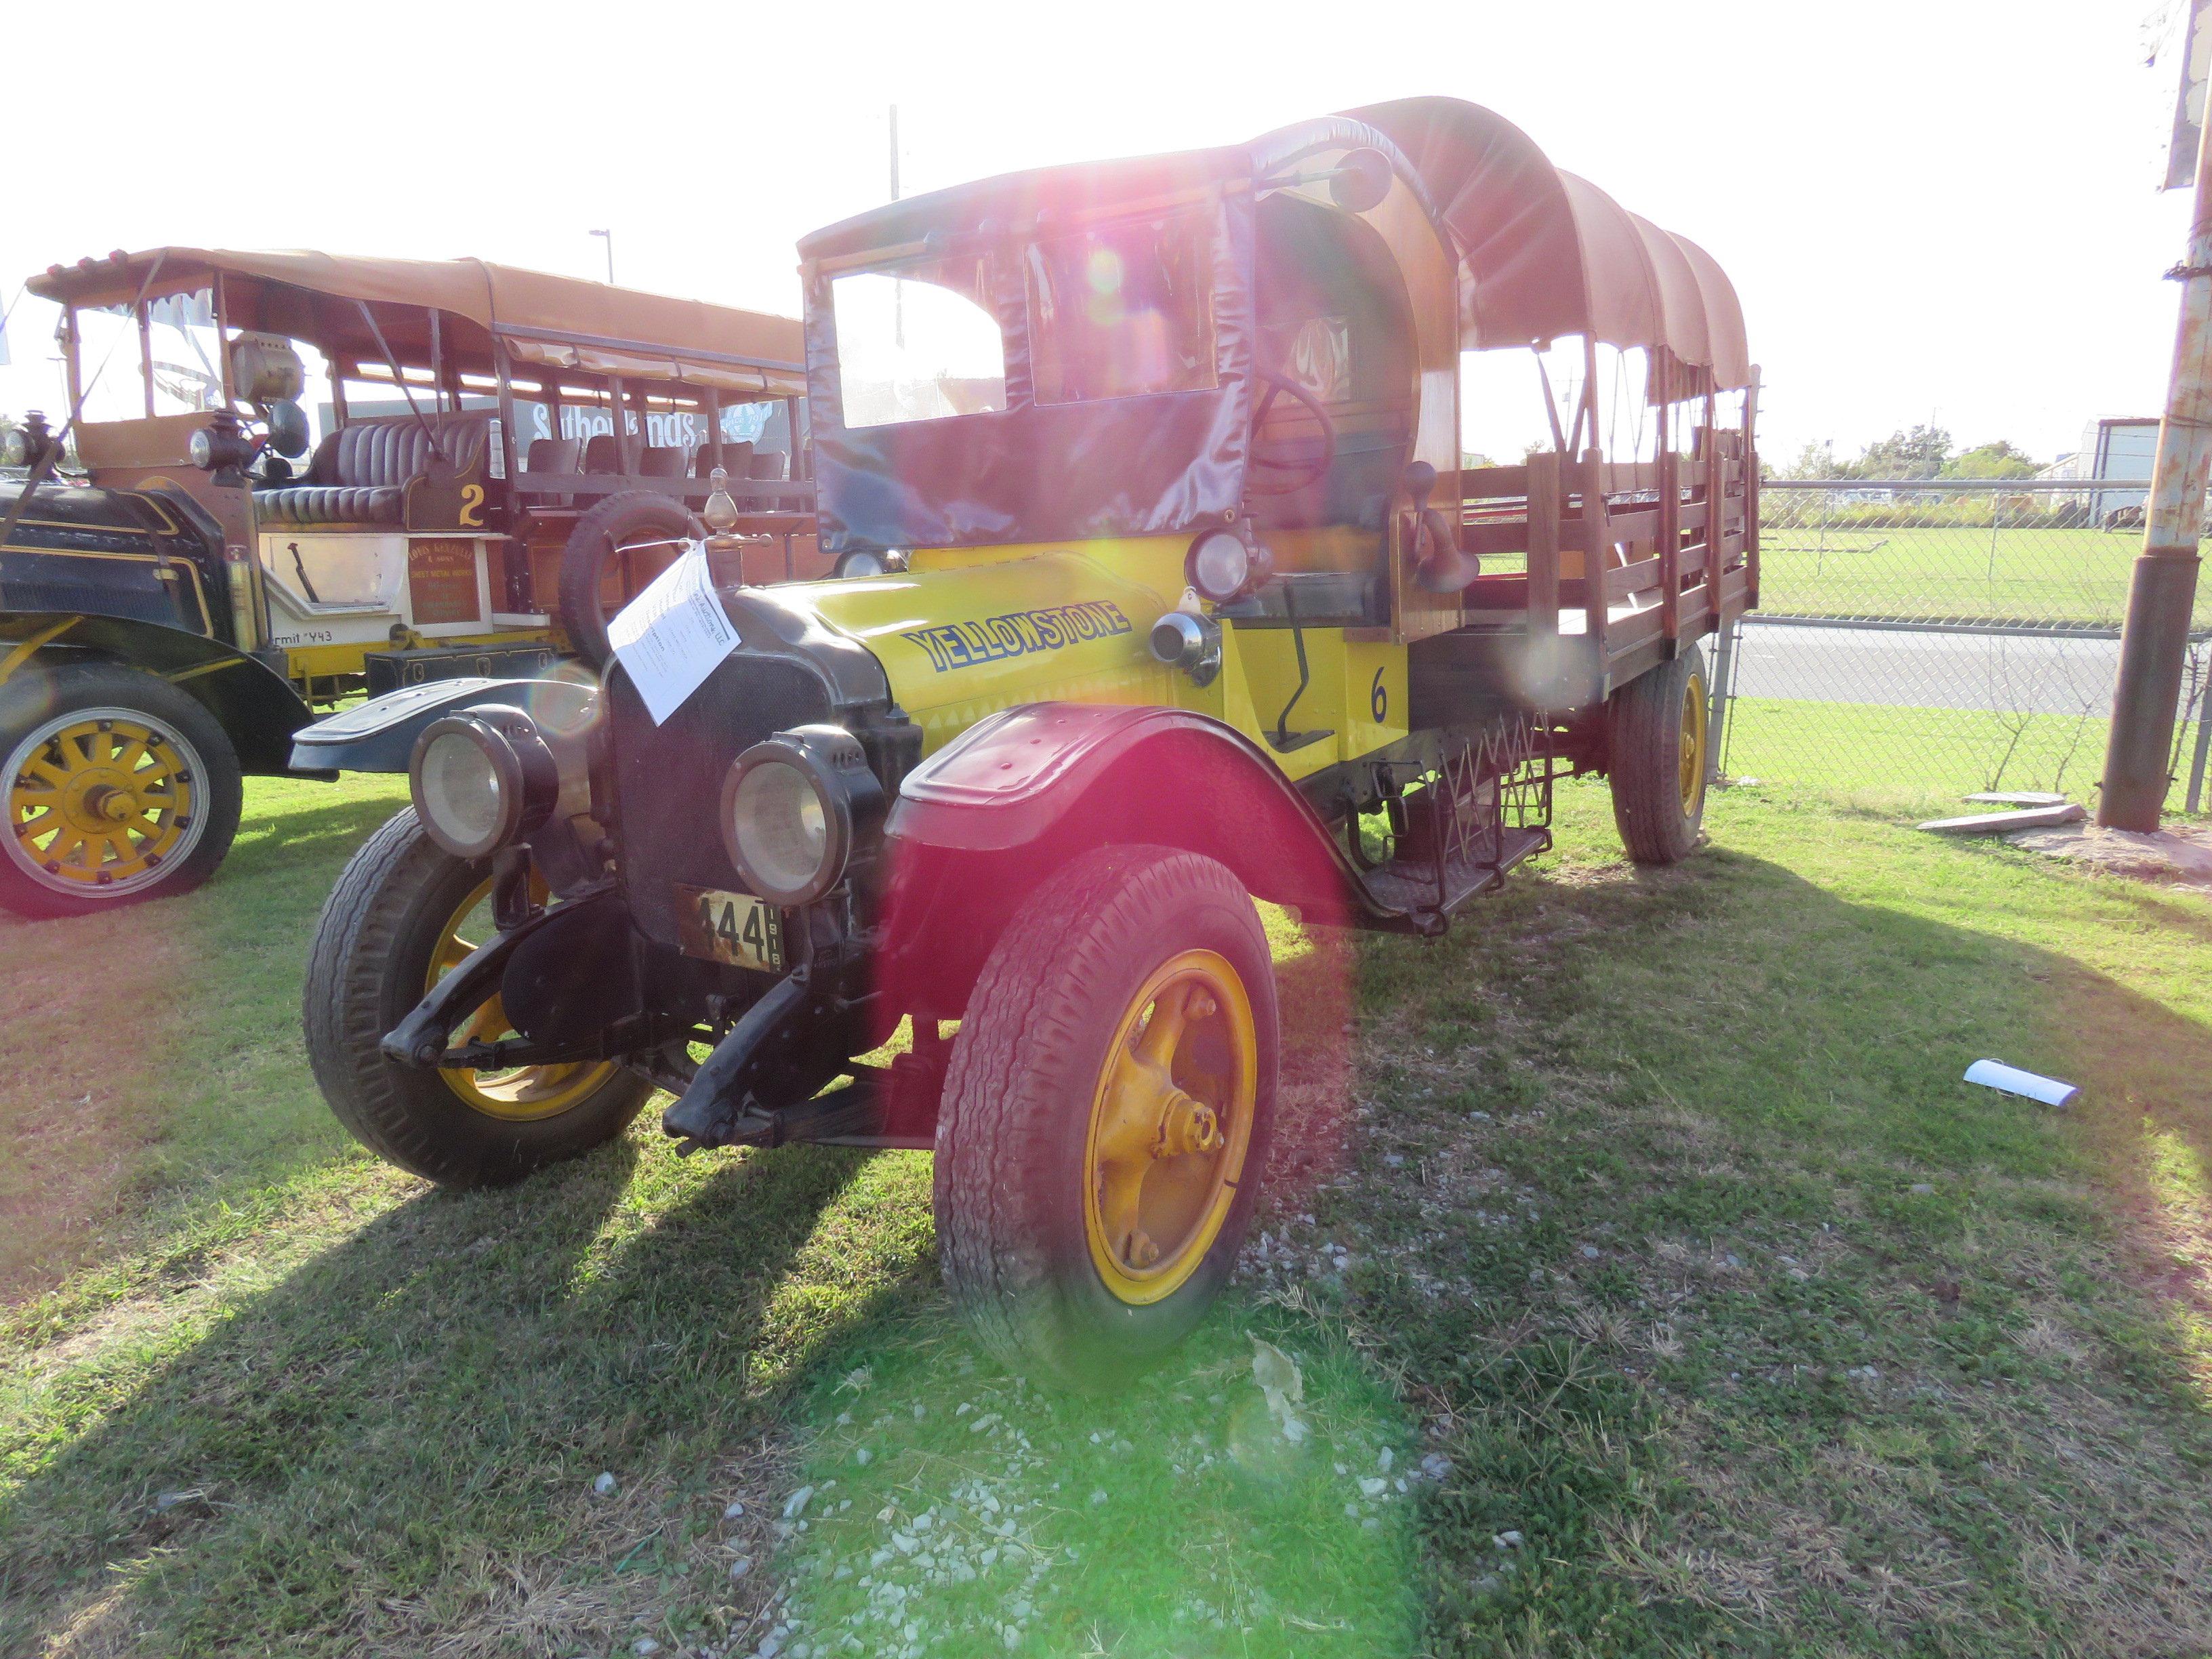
[[873, 702, 1374, 1018]]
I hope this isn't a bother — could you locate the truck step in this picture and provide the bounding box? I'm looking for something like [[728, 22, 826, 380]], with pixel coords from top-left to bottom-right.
[[1358, 823, 1551, 921]]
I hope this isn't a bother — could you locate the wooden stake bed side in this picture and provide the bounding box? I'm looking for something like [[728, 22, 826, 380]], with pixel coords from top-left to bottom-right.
[[1439, 399, 1757, 705]]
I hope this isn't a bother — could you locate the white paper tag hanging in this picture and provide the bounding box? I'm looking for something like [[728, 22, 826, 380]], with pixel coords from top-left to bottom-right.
[[606, 544, 739, 724]]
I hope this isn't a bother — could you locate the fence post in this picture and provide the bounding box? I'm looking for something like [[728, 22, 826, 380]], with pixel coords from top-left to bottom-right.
[[2190, 676, 2211, 814], [1706, 613, 1738, 784]]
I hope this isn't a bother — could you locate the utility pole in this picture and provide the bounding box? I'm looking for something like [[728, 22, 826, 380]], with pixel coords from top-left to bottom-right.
[[888, 105, 904, 350], [589, 228, 615, 285], [2100, 58, 2212, 829]]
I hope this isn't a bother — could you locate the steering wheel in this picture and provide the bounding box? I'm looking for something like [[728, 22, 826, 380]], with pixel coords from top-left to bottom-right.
[[1246, 369, 1338, 495]]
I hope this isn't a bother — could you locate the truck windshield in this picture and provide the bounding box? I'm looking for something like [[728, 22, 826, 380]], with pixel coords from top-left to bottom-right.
[[832, 255, 1007, 428], [829, 209, 1218, 428], [1023, 213, 1216, 405]]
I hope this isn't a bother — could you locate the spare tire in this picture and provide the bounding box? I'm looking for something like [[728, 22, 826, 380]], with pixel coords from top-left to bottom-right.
[[558, 492, 697, 668]]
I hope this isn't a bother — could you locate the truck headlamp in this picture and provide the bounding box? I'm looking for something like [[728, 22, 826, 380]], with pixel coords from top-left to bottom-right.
[[720, 724, 886, 907], [1185, 527, 1271, 605], [1, 428, 28, 467], [409, 707, 560, 860]]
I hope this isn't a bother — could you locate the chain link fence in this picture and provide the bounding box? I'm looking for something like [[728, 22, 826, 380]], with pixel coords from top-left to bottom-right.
[[1717, 478, 2211, 810]]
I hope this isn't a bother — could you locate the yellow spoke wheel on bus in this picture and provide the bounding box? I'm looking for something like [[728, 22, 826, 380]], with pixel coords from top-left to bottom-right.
[[1082, 949, 1258, 1306], [935, 845, 1279, 1389], [0, 665, 243, 919], [426, 874, 622, 1122], [6, 709, 198, 890]]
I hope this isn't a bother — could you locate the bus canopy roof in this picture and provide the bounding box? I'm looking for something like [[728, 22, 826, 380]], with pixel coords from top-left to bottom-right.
[[30, 247, 806, 397]]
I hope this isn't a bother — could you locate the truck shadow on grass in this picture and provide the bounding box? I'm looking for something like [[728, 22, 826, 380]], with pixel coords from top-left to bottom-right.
[[5, 821, 2212, 1658], [0, 1134, 907, 1658], [1336, 833, 2212, 1655]]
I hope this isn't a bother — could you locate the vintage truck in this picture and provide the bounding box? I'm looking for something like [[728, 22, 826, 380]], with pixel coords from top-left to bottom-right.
[[1, 248, 815, 915], [296, 97, 1758, 1384]]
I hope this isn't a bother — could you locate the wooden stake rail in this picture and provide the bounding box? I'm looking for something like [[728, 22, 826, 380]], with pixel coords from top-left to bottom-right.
[[1448, 428, 1755, 697]]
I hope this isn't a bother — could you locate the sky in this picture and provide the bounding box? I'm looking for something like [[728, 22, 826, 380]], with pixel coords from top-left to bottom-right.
[[0, 0, 2194, 467]]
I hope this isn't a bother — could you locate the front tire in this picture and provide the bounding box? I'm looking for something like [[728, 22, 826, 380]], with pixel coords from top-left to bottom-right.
[[935, 844, 1277, 1389], [0, 661, 243, 918], [303, 808, 652, 1187], [1607, 642, 1711, 866]]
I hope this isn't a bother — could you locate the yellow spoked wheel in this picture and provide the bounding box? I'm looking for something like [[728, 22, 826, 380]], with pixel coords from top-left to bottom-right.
[[5, 705, 205, 899], [1083, 949, 1259, 1306], [1607, 642, 1711, 866], [428, 874, 620, 1121], [1679, 671, 1710, 816], [935, 844, 1278, 1388]]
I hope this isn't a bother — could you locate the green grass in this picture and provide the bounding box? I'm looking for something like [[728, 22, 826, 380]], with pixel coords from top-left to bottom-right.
[[1753, 521, 2212, 630], [3, 773, 2211, 1655], [1722, 695, 2205, 810]]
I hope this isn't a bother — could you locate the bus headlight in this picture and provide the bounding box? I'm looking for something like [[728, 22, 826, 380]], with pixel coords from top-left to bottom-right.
[[409, 707, 560, 860], [720, 724, 886, 907]]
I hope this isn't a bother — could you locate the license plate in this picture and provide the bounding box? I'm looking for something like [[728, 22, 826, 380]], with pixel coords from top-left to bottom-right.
[[675, 885, 785, 972]]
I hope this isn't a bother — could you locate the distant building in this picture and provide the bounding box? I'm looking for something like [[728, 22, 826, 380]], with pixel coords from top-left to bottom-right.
[[2039, 418, 2156, 520]]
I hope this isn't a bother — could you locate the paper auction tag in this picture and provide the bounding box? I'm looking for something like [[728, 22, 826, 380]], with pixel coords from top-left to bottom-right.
[[606, 544, 739, 724]]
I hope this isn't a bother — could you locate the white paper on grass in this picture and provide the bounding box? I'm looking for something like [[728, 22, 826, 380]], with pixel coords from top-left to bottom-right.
[[606, 545, 739, 724], [1964, 1059, 2080, 1108]]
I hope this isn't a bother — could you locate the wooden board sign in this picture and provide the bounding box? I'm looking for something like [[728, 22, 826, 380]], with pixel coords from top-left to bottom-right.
[[407, 539, 482, 626]]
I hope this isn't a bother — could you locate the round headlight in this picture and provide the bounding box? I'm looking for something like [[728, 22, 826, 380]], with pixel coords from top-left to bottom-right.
[[1, 428, 28, 467], [718, 725, 886, 909], [188, 428, 214, 470], [409, 709, 559, 860], [834, 550, 887, 580], [733, 761, 831, 894], [1186, 527, 1271, 604]]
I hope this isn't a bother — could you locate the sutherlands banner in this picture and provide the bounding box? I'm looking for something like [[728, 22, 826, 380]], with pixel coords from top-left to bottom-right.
[[325, 398, 799, 476]]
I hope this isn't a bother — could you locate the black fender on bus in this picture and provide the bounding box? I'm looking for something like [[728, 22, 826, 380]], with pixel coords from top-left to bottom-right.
[[0, 610, 316, 775]]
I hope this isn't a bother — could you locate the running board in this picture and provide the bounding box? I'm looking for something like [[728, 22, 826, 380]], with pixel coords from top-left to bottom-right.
[[1356, 825, 1552, 928]]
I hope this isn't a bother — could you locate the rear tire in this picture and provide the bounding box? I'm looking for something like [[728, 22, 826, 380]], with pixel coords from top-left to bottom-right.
[[0, 661, 242, 918], [303, 807, 652, 1187], [935, 844, 1277, 1389], [1607, 642, 1710, 865], [558, 491, 696, 668]]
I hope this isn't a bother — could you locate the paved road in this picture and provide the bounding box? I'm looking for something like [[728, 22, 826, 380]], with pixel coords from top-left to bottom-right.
[[1732, 622, 2124, 716]]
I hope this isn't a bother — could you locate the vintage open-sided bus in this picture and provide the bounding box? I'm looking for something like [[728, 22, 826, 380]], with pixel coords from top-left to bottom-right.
[[300, 98, 1759, 1383], [1, 249, 817, 915]]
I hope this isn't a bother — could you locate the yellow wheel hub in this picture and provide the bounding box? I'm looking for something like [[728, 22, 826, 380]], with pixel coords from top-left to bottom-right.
[[5, 709, 201, 897], [1082, 949, 1257, 1305], [427, 874, 618, 1121], [1679, 672, 1709, 815]]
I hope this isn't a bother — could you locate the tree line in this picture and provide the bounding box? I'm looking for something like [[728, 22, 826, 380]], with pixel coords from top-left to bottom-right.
[[1776, 425, 2041, 481]]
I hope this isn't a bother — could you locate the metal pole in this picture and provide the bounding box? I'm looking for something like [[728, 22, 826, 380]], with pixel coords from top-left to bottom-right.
[[1706, 613, 1737, 785], [2099, 107, 2212, 830], [2188, 680, 2211, 813], [590, 229, 614, 285]]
